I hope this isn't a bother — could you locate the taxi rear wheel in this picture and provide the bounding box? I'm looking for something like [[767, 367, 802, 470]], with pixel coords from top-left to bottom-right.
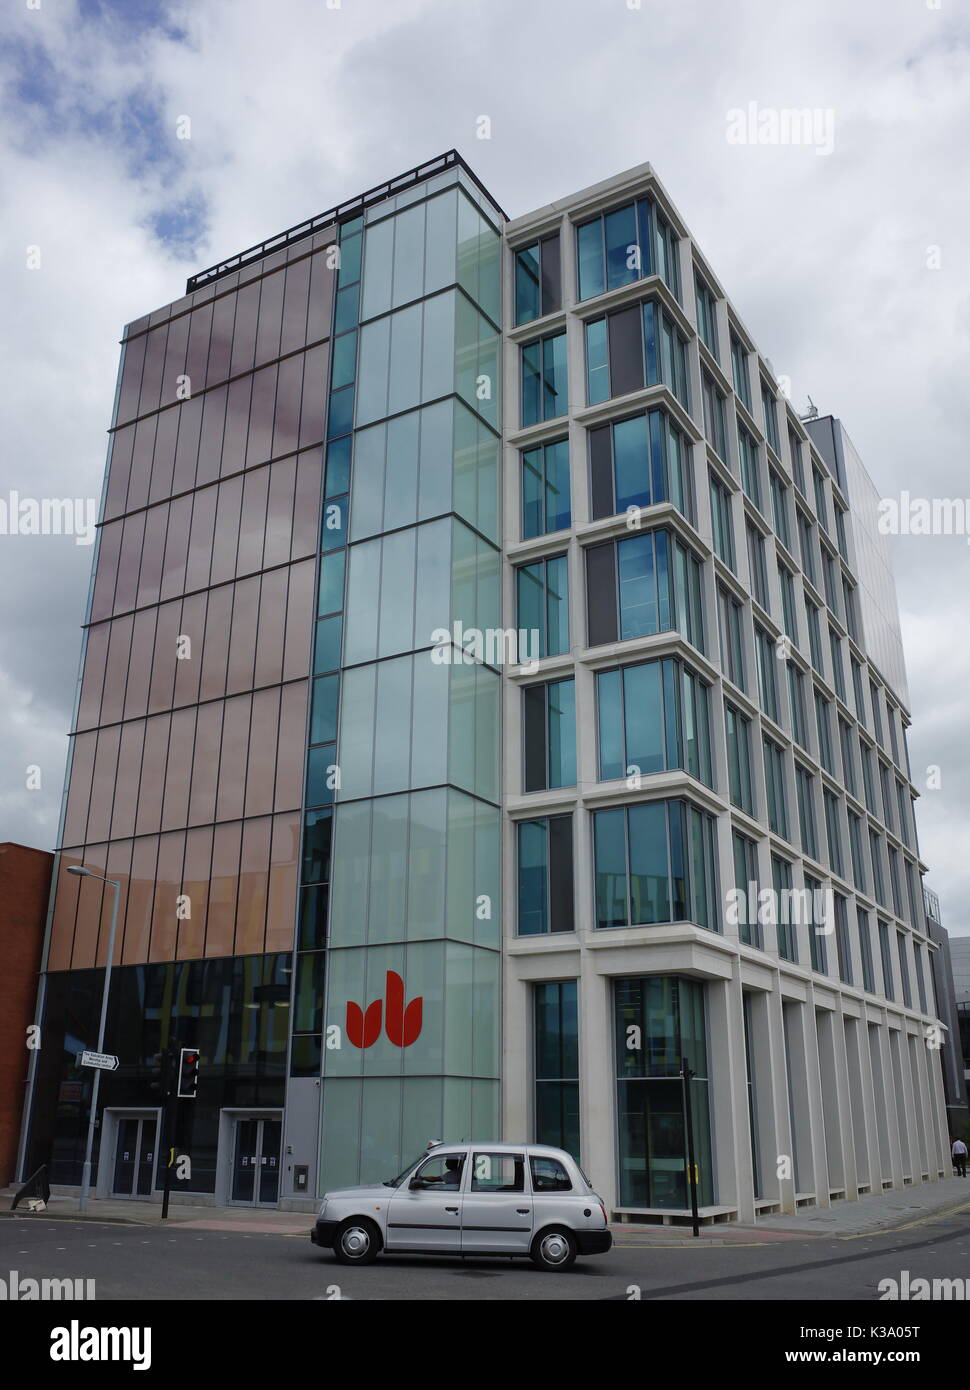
[[530, 1226, 577, 1272], [333, 1217, 381, 1265]]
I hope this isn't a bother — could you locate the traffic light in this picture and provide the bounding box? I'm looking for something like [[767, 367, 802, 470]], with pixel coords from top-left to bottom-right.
[[176, 1047, 200, 1099], [149, 1049, 173, 1100]]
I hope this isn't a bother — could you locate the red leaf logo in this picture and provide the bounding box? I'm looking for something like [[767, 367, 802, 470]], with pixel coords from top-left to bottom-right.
[[384, 970, 423, 1048], [346, 997, 382, 1049]]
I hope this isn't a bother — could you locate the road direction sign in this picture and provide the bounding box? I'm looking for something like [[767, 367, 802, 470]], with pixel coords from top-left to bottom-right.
[[79, 1050, 119, 1072]]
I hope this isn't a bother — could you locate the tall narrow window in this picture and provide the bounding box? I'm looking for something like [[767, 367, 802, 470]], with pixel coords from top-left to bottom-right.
[[534, 980, 579, 1155], [694, 273, 719, 356], [589, 409, 693, 523], [514, 233, 561, 325], [522, 331, 568, 426], [522, 439, 570, 538], [731, 331, 751, 410], [523, 678, 576, 792], [517, 555, 569, 658], [725, 703, 754, 814], [518, 816, 574, 935]]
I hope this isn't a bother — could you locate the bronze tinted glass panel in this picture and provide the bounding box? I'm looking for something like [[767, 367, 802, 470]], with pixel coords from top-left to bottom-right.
[[196, 384, 227, 488], [149, 830, 184, 962], [97, 838, 133, 968], [211, 475, 244, 587], [173, 591, 206, 706], [222, 375, 253, 477], [138, 323, 169, 416], [274, 681, 308, 813], [47, 852, 82, 970], [122, 835, 159, 965], [272, 354, 303, 458], [235, 817, 271, 955], [134, 713, 171, 837], [226, 575, 260, 695], [245, 686, 281, 817], [110, 721, 145, 840], [178, 824, 213, 959], [76, 623, 110, 732], [207, 293, 236, 385], [184, 302, 213, 393], [116, 333, 146, 426], [215, 694, 252, 822], [147, 599, 183, 714], [229, 281, 260, 378], [199, 584, 232, 700], [103, 426, 135, 521], [161, 706, 197, 831], [98, 613, 133, 725], [266, 811, 300, 952], [172, 395, 203, 496], [90, 520, 123, 622], [236, 468, 269, 577], [306, 248, 336, 344], [123, 607, 158, 720], [187, 701, 222, 826], [62, 732, 97, 848], [160, 492, 192, 600], [70, 842, 107, 969], [86, 725, 121, 844], [114, 511, 147, 614], [291, 450, 323, 559], [205, 821, 241, 957], [283, 559, 315, 681], [280, 258, 311, 356], [255, 270, 285, 365], [254, 570, 287, 687], [184, 485, 217, 592], [263, 455, 296, 569], [161, 313, 190, 407], [136, 503, 168, 608], [298, 344, 328, 447], [126, 415, 157, 513], [148, 406, 179, 505], [246, 364, 277, 468]]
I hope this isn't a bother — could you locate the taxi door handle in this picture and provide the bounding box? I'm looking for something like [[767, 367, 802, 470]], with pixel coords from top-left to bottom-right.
[[516, 1208, 529, 1215], [445, 1206, 459, 1213]]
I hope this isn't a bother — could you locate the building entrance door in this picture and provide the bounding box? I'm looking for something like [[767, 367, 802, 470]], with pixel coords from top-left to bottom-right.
[[229, 1117, 282, 1206], [111, 1113, 159, 1198]]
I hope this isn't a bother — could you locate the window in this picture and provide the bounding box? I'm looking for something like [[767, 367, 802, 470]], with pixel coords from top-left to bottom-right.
[[797, 510, 817, 587], [413, 1152, 467, 1188], [779, 564, 797, 643], [589, 408, 693, 523], [717, 584, 745, 688], [746, 522, 769, 609], [770, 469, 791, 550], [585, 300, 689, 408], [733, 831, 761, 948], [738, 424, 762, 510], [806, 872, 827, 974], [861, 742, 877, 815], [788, 426, 806, 493], [576, 195, 670, 301], [879, 762, 895, 834], [843, 577, 860, 642], [593, 799, 718, 930], [896, 781, 911, 848], [829, 626, 846, 701], [878, 921, 894, 1001], [597, 658, 712, 786], [754, 622, 779, 721], [815, 690, 834, 772], [585, 529, 704, 650], [905, 859, 921, 928], [731, 332, 751, 410], [694, 272, 719, 356], [834, 503, 849, 560], [851, 657, 866, 724], [514, 233, 561, 325], [869, 681, 884, 746], [823, 789, 843, 877], [869, 828, 886, 906], [806, 601, 823, 673], [522, 331, 568, 426], [534, 981, 579, 1155], [812, 465, 828, 532], [725, 703, 754, 813], [788, 664, 808, 749], [772, 854, 797, 961], [857, 908, 875, 992], [822, 549, 839, 614], [761, 380, 780, 454], [531, 1154, 574, 1192], [518, 815, 574, 935], [888, 845, 903, 916], [702, 371, 727, 458], [524, 678, 576, 791], [522, 439, 570, 538], [839, 718, 857, 797], [763, 737, 789, 839], [848, 810, 867, 893], [517, 554, 568, 658], [795, 764, 819, 861], [913, 942, 928, 1012], [887, 704, 901, 766], [471, 1152, 524, 1193], [709, 473, 736, 569], [834, 893, 853, 984]]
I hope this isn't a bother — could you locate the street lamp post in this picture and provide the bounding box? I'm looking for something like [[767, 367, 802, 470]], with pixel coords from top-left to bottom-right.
[[67, 865, 121, 1214]]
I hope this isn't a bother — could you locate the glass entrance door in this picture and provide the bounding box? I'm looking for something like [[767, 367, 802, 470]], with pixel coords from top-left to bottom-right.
[[230, 1117, 282, 1206], [112, 1114, 157, 1197]]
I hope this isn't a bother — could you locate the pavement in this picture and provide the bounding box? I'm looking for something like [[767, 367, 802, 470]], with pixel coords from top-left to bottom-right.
[[4, 1175, 969, 1244]]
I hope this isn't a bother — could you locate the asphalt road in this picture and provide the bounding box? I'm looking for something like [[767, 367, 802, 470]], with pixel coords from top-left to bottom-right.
[[2, 1206, 970, 1302]]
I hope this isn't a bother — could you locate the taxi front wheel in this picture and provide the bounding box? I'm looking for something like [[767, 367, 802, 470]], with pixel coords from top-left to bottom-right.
[[333, 1217, 381, 1265], [530, 1227, 577, 1272]]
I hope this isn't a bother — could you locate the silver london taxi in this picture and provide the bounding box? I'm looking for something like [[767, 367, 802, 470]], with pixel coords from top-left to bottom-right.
[[310, 1142, 612, 1272]]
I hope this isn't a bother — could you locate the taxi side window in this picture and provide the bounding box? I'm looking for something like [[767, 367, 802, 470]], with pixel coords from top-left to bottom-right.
[[530, 1156, 572, 1192], [471, 1153, 525, 1193], [413, 1153, 465, 1188]]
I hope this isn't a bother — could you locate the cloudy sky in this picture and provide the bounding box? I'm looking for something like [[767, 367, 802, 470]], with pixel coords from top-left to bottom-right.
[[1, 0, 967, 933]]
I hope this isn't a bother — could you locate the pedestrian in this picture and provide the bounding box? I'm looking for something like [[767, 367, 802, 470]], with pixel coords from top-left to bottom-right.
[[951, 1137, 968, 1177]]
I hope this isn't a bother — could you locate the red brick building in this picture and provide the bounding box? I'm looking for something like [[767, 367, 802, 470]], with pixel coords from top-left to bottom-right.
[[0, 843, 52, 1187]]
